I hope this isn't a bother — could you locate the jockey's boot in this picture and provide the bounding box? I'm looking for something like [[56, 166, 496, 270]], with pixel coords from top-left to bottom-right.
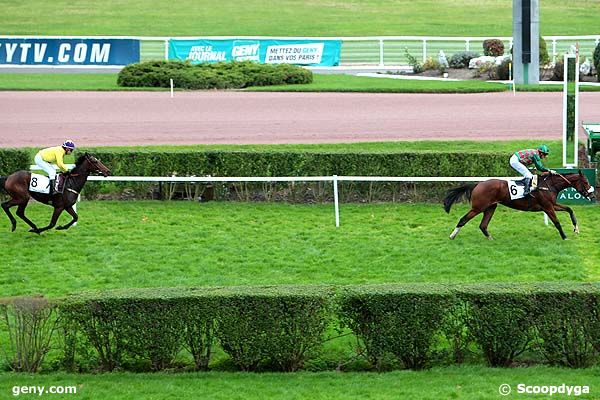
[[523, 177, 531, 196], [48, 179, 55, 195]]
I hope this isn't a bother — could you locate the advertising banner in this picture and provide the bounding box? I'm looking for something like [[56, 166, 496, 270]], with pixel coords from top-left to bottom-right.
[[0, 38, 140, 66], [169, 39, 341, 66], [555, 168, 596, 205]]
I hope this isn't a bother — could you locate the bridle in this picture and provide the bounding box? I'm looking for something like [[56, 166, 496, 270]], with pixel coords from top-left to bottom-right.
[[545, 172, 595, 200]]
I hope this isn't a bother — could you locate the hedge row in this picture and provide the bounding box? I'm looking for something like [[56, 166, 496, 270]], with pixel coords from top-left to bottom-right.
[[3, 284, 600, 373], [117, 61, 313, 89], [81, 149, 514, 202], [0, 148, 30, 176]]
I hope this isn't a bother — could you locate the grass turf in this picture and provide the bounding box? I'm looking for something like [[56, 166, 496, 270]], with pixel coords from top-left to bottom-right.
[[1, 201, 598, 298], [1, 73, 599, 93], [2, 1, 599, 36], [0, 366, 598, 400]]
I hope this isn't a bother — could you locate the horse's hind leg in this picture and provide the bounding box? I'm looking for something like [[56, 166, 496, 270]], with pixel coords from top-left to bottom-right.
[[15, 203, 39, 231], [56, 206, 78, 230], [450, 208, 482, 239], [479, 204, 498, 240], [1, 200, 18, 232]]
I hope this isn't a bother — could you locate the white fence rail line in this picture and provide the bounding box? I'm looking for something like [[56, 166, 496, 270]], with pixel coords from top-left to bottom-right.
[[84, 174, 523, 227], [29, 167, 540, 227], [5, 34, 599, 67]]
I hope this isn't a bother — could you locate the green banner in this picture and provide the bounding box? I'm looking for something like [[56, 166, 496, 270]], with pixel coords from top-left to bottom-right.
[[555, 168, 596, 205]]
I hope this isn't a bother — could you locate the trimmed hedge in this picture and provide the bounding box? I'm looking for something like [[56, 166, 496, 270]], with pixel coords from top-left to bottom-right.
[[0, 148, 30, 176], [81, 149, 514, 202], [31, 283, 600, 373], [338, 285, 454, 369], [117, 61, 313, 89]]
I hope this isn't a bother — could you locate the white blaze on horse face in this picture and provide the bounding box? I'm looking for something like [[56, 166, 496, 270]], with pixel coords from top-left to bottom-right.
[[588, 186, 595, 193], [449, 227, 461, 239]]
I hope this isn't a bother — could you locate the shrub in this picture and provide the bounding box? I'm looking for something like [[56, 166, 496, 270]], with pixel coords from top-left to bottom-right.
[[460, 286, 535, 367], [0, 149, 30, 176], [496, 58, 511, 80], [117, 61, 312, 89], [539, 36, 550, 66], [594, 42, 600, 82], [405, 48, 423, 74], [422, 57, 441, 72], [448, 51, 480, 69], [532, 284, 600, 368], [338, 285, 454, 370], [483, 39, 505, 57], [0, 297, 58, 372], [214, 286, 332, 371]]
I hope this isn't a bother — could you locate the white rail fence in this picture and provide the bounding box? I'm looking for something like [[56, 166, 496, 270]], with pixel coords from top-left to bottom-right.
[[79, 174, 524, 227], [4, 35, 599, 67]]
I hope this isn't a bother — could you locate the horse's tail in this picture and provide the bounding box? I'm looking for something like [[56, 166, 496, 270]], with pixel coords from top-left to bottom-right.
[[0, 176, 6, 193], [443, 184, 477, 213]]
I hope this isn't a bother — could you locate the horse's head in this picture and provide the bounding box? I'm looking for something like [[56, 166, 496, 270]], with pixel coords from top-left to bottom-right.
[[77, 153, 111, 177], [567, 170, 595, 201]]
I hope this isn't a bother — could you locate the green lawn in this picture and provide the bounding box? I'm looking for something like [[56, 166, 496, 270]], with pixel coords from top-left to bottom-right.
[[1, 201, 598, 298], [2, 0, 599, 36], [1, 73, 599, 93], [1, 367, 598, 400]]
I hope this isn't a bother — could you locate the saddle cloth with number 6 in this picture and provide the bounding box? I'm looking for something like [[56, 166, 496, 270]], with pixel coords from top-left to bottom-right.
[[507, 175, 538, 200]]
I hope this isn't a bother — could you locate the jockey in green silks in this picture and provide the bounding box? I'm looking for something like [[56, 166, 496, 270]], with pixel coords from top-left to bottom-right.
[[509, 144, 556, 196]]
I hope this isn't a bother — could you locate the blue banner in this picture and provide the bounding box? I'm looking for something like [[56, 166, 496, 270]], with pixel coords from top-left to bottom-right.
[[0, 38, 140, 65], [169, 39, 341, 66]]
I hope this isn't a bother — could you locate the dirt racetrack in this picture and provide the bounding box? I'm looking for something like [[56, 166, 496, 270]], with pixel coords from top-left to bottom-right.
[[1, 91, 599, 147]]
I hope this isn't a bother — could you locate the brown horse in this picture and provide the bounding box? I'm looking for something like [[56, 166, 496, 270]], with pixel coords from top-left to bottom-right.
[[443, 171, 595, 240], [1, 153, 110, 234]]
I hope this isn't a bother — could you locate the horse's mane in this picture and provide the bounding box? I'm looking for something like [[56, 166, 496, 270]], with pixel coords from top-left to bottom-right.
[[74, 153, 89, 167]]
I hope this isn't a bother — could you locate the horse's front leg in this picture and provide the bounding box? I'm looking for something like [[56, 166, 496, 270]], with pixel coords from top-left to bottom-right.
[[33, 207, 64, 234], [553, 204, 578, 234], [56, 206, 78, 230], [545, 208, 567, 240]]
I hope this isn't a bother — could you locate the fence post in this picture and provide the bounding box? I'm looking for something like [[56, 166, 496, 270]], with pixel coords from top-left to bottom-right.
[[422, 39, 427, 63], [379, 39, 384, 66], [333, 175, 340, 227]]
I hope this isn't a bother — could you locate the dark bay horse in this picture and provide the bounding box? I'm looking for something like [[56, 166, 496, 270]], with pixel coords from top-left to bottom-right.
[[1, 153, 110, 234], [444, 171, 595, 240]]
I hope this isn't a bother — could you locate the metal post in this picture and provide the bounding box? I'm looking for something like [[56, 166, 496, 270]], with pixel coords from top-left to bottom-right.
[[333, 175, 340, 227], [422, 39, 427, 63], [379, 39, 384, 66]]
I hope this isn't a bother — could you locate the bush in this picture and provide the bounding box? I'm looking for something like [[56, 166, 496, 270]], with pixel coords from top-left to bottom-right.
[[448, 51, 480, 69], [483, 39, 505, 57], [460, 286, 535, 367], [78, 149, 513, 202], [117, 61, 312, 89], [539, 36, 550, 66], [496, 58, 511, 80], [532, 284, 600, 368], [0, 297, 58, 372], [214, 286, 332, 371], [0, 149, 30, 176], [594, 42, 600, 82], [338, 285, 454, 370]]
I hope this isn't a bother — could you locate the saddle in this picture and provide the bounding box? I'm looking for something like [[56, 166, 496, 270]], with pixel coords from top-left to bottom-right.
[[54, 173, 68, 194], [514, 175, 538, 191]]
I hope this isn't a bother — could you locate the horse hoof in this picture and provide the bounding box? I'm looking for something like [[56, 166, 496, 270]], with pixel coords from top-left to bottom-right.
[[29, 228, 40, 234], [487, 236, 494, 241], [11, 226, 16, 232], [56, 226, 65, 230]]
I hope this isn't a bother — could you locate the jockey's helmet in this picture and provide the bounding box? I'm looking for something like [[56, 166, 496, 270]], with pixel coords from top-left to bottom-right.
[[538, 144, 550, 155], [62, 140, 76, 150]]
